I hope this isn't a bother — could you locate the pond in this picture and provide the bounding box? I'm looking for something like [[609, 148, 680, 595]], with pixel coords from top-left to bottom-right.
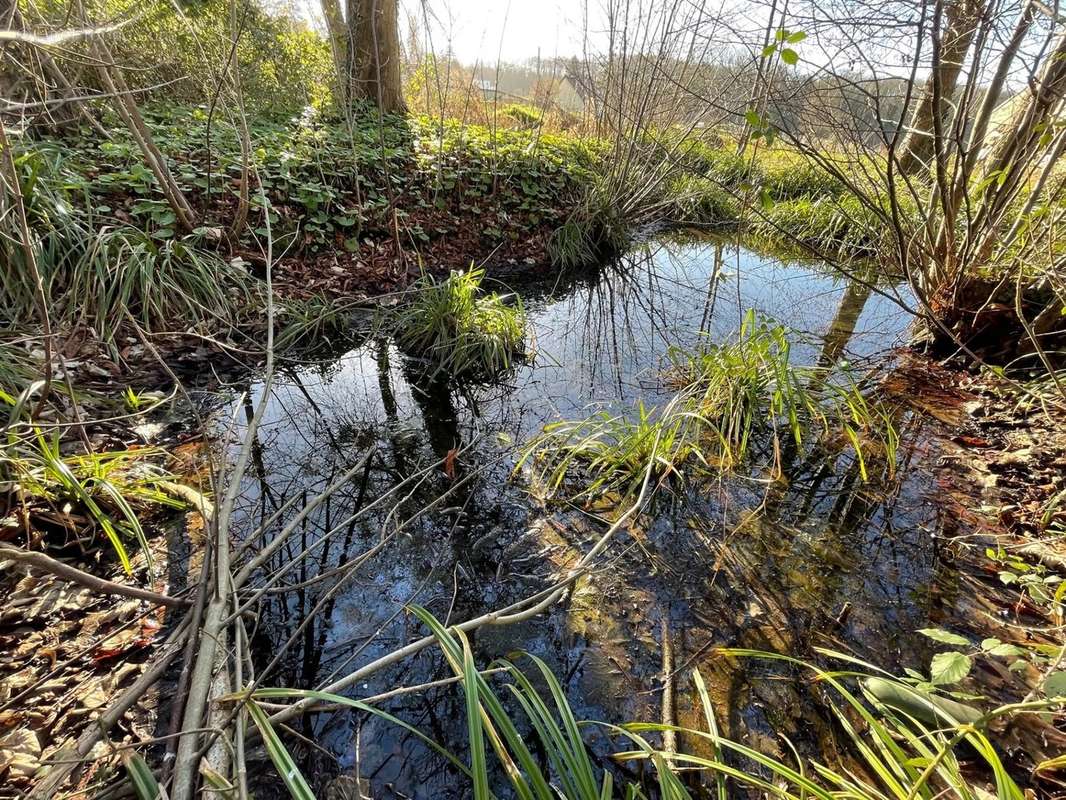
[[223, 236, 951, 798]]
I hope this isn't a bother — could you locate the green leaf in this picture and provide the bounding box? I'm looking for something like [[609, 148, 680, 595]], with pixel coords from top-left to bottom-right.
[[762, 43, 778, 57], [786, 30, 807, 43], [919, 628, 970, 647], [987, 643, 1027, 658], [246, 700, 316, 800], [930, 651, 972, 686], [122, 751, 161, 800], [462, 637, 490, 800], [745, 108, 762, 128], [1045, 671, 1066, 698], [780, 48, 799, 65]]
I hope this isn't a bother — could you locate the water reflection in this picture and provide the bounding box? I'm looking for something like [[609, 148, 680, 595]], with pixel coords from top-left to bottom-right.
[[226, 238, 938, 799]]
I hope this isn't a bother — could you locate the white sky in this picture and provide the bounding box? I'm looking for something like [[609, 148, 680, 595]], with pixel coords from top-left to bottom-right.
[[413, 0, 590, 64], [280, 0, 948, 82], [286, 0, 592, 64]]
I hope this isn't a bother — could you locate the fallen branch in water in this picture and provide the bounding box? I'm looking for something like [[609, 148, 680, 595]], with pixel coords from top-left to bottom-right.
[[266, 420, 663, 728], [169, 181, 277, 800]]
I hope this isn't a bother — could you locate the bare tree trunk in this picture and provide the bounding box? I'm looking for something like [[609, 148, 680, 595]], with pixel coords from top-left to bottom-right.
[[345, 0, 405, 113], [933, 0, 1036, 254], [971, 26, 1066, 256], [896, 0, 983, 175], [93, 54, 197, 232], [321, 0, 349, 105]]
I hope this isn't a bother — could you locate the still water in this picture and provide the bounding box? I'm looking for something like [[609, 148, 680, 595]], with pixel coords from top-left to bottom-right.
[[225, 237, 948, 798]]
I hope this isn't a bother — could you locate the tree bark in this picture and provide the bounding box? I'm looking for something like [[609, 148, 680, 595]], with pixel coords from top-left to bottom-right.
[[345, 0, 405, 113], [321, 0, 349, 105], [896, 0, 983, 175]]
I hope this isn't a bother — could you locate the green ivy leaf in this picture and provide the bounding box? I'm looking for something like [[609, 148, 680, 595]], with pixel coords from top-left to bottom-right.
[[930, 651, 972, 686], [1045, 671, 1066, 698], [919, 628, 970, 647]]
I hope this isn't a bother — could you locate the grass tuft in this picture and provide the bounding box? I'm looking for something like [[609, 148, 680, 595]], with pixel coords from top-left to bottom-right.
[[520, 311, 897, 502], [396, 267, 526, 378], [1, 414, 184, 572], [63, 227, 254, 350]]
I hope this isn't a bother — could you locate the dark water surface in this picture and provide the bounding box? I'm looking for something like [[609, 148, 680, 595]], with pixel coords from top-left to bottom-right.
[[225, 238, 951, 798]]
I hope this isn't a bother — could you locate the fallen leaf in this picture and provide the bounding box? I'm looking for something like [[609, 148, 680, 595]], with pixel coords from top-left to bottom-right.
[[0, 728, 41, 779]]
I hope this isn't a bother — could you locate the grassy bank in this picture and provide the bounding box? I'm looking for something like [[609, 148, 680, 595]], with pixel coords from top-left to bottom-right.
[[4, 106, 902, 381]]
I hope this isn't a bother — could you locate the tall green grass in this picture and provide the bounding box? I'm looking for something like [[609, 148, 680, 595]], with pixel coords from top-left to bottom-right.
[[547, 187, 634, 269], [233, 610, 1039, 800], [1, 144, 254, 351], [396, 268, 526, 378], [521, 311, 897, 503], [65, 228, 254, 348], [664, 175, 738, 225]]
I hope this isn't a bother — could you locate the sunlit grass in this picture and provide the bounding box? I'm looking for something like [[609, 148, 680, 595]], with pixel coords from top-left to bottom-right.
[[64, 227, 254, 350], [396, 267, 526, 378], [1, 417, 184, 573], [520, 311, 898, 503], [231, 609, 1039, 800]]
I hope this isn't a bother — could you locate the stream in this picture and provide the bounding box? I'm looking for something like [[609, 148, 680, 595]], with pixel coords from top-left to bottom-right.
[[221, 235, 956, 798]]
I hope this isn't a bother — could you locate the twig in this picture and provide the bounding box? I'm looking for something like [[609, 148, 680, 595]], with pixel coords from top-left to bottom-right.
[[268, 421, 663, 727], [0, 545, 189, 607], [30, 616, 191, 798]]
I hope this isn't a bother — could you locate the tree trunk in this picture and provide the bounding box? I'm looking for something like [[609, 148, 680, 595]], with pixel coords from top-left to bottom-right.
[[896, 0, 983, 175], [970, 26, 1066, 257], [320, 0, 349, 105], [345, 0, 405, 113]]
